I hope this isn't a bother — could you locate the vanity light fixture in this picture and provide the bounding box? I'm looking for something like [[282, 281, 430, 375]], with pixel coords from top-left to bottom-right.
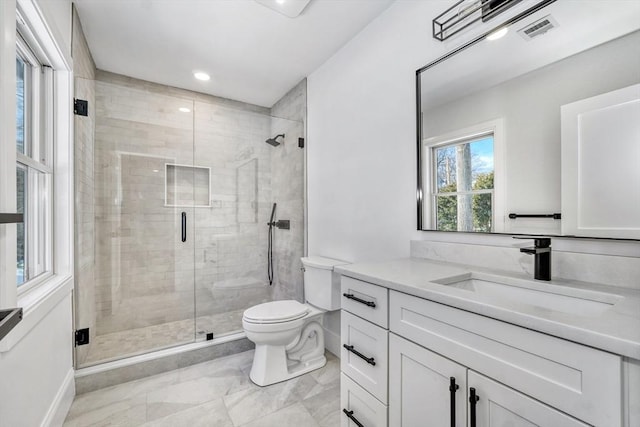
[[193, 71, 210, 81], [486, 26, 509, 40], [433, 0, 522, 41], [178, 107, 191, 113], [276, 0, 285, 4]]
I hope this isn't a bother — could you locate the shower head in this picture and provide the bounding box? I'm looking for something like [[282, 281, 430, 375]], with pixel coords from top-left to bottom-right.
[[265, 134, 285, 147]]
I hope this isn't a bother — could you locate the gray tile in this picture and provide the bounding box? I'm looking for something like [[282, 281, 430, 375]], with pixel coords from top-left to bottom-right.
[[63, 395, 147, 427], [65, 350, 339, 427], [142, 398, 233, 427], [301, 383, 341, 427], [69, 371, 179, 416], [238, 403, 320, 427]]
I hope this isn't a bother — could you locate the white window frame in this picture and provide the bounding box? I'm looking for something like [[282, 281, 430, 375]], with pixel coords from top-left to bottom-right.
[[15, 31, 54, 294], [0, 0, 73, 352], [423, 118, 506, 233]]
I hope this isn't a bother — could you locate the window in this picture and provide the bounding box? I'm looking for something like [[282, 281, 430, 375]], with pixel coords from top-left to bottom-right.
[[15, 33, 53, 290], [431, 134, 494, 232]]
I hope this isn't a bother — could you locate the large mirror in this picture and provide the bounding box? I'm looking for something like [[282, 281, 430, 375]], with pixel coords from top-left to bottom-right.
[[417, 0, 640, 239]]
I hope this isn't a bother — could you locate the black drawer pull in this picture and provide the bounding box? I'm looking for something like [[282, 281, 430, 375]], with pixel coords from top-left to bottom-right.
[[449, 377, 459, 427], [470, 387, 480, 427], [343, 344, 376, 366], [343, 409, 364, 427], [343, 293, 376, 308]]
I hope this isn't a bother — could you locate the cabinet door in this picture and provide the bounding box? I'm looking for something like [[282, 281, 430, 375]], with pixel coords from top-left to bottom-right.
[[469, 371, 590, 427], [389, 333, 467, 427]]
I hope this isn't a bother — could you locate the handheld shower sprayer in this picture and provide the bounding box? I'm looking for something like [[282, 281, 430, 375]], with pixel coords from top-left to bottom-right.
[[267, 203, 277, 286]]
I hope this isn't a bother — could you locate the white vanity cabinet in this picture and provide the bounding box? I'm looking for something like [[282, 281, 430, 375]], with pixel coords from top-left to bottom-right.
[[340, 272, 629, 427]]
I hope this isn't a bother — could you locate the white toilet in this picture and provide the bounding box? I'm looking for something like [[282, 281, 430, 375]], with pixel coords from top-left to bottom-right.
[[242, 256, 348, 386]]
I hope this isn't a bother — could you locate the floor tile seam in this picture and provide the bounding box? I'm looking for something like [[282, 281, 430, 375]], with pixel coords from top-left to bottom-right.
[[233, 401, 317, 427], [143, 396, 230, 425]]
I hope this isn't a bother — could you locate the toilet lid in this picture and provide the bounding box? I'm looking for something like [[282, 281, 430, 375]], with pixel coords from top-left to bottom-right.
[[243, 300, 309, 324]]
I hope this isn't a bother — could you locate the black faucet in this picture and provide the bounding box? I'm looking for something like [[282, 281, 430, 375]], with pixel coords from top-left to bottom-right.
[[515, 237, 551, 281]]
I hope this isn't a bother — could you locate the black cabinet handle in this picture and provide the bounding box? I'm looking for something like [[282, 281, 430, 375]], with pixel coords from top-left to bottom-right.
[[449, 377, 459, 427], [343, 344, 376, 366], [470, 387, 480, 427], [181, 212, 186, 242], [342, 409, 364, 427], [0, 213, 23, 224], [343, 293, 376, 308]]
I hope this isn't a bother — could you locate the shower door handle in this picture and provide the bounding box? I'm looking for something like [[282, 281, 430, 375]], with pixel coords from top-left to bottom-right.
[[181, 212, 187, 242]]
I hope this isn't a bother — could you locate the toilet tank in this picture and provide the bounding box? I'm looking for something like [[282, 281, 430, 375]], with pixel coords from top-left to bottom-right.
[[301, 256, 350, 310]]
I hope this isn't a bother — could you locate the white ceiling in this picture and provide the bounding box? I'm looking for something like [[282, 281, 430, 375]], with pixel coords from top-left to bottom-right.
[[73, 0, 395, 107]]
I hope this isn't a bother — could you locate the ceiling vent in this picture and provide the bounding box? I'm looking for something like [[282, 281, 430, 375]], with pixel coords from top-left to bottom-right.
[[517, 15, 558, 40]]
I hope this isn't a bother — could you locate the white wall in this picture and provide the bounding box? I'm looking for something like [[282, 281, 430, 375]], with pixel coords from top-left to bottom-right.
[[0, 295, 75, 427], [308, 1, 450, 263]]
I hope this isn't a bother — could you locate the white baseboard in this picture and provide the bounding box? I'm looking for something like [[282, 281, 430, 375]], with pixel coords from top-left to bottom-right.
[[324, 327, 341, 359], [42, 368, 75, 427]]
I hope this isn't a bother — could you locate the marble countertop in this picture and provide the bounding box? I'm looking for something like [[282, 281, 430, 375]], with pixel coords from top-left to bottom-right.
[[335, 258, 640, 360]]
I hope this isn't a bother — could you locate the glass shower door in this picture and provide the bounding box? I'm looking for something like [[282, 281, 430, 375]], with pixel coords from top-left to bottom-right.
[[192, 103, 305, 340], [74, 79, 197, 367]]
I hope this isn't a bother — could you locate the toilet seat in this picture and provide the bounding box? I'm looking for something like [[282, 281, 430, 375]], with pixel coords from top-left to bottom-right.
[[243, 300, 309, 324]]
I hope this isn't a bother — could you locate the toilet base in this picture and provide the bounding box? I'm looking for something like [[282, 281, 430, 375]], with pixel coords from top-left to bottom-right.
[[249, 343, 327, 386]]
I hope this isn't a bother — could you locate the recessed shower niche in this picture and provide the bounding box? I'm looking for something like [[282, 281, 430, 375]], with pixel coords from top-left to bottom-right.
[[165, 163, 211, 207]]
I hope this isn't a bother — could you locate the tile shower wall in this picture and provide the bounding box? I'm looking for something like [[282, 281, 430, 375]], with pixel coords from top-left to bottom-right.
[[269, 79, 307, 303], [72, 7, 97, 367]]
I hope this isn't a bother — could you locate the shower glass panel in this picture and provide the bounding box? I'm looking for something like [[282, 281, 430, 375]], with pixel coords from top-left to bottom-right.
[[75, 79, 197, 368], [192, 104, 304, 340], [73, 75, 305, 367]]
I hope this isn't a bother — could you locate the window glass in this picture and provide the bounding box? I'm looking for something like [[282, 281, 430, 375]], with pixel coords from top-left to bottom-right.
[[433, 135, 494, 232], [16, 56, 26, 155], [17, 165, 27, 286]]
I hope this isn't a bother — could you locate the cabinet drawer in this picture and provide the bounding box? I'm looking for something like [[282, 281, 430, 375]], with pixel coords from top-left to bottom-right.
[[389, 290, 621, 427], [341, 310, 389, 403], [341, 276, 388, 328], [341, 373, 388, 427]]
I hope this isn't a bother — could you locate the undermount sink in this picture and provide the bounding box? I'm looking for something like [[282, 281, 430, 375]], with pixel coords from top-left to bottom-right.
[[432, 272, 622, 317]]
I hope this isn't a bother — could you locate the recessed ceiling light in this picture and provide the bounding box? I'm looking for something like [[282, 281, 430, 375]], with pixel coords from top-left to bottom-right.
[[486, 27, 509, 41], [178, 107, 191, 113], [193, 71, 210, 81], [254, 0, 311, 18]]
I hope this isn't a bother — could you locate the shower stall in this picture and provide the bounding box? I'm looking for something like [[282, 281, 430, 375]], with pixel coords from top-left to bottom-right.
[[73, 73, 305, 368]]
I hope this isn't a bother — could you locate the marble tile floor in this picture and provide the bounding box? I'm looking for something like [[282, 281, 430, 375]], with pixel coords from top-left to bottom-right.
[[65, 349, 340, 427], [83, 309, 246, 366]]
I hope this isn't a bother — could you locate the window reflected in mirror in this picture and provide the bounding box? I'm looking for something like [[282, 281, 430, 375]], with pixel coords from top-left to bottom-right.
[[432, 136, 494, 232]]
